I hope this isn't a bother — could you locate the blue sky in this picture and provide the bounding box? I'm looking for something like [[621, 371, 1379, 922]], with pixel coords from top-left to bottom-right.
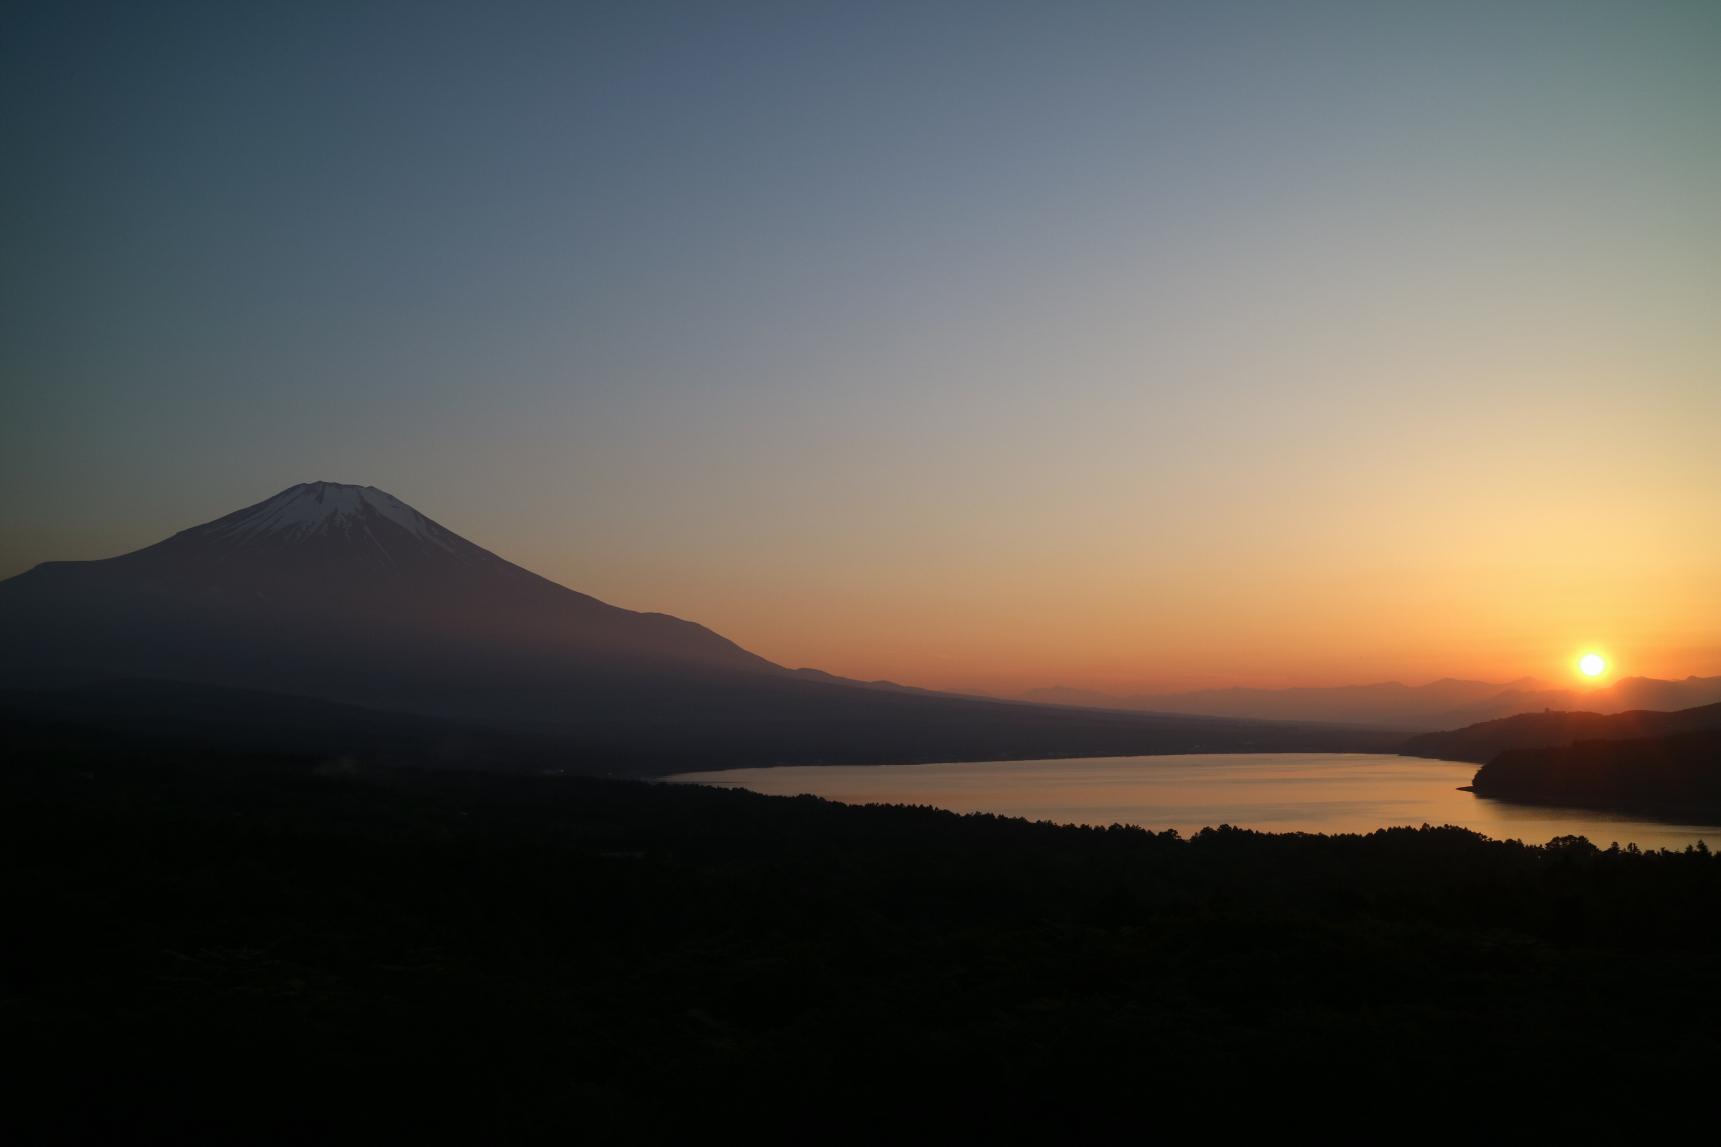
[[4, 2, 1718, 689]]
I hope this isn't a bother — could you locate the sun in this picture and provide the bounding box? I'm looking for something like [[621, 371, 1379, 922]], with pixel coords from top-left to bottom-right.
[[1578, 652, 1607, 678]]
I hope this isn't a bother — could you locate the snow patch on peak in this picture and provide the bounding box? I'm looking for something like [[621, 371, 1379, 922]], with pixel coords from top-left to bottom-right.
[[209, 482, 456, 551]]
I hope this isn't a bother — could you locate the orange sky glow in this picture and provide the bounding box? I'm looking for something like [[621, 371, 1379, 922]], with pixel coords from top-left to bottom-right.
[[5, 5, 1718, 697]]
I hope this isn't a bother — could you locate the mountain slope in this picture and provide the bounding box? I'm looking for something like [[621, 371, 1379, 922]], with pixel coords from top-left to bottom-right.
[[0, 482, 1406, 771], [0, 482, 773, 688], [0, 676, 1407, 775], [0, 678, 585, 772]]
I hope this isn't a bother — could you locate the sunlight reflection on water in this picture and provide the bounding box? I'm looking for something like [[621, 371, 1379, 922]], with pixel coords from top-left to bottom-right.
[[669, 753, 1721, 850]]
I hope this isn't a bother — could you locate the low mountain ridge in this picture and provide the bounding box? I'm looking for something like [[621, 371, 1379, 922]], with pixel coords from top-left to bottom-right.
[[1425, 676, 1721, 728], [1022, 675, 1721, 730], [1020, 677, 1541, 729], [1400, 702, 1721, 764]]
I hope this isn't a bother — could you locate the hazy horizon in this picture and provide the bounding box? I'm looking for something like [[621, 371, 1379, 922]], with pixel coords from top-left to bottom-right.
[[6, 2, 1719, 694]]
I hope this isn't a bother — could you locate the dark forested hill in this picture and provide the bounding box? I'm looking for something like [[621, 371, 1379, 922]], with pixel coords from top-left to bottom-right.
[[1471, 730, 1721, 814], [6, 743, 1721, 1140], [1400, 702, 1721, 764], [0, 677, 1404, 778]]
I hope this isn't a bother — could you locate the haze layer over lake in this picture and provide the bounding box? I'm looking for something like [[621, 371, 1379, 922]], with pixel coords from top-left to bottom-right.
[[671, 754, 1721, 851]]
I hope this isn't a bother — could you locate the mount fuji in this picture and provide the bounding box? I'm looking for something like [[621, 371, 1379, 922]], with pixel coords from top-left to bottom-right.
[[0, 482, 1402, 771], [1, 482, 776, 689]]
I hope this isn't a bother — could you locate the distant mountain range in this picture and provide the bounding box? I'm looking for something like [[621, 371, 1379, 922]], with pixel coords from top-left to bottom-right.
[[1021, 675, 1721, 731], [0, 482, 1400, 772]]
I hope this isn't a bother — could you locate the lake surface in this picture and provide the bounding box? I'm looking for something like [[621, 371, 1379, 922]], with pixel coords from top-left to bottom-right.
[[669, 753, 1721, 850]]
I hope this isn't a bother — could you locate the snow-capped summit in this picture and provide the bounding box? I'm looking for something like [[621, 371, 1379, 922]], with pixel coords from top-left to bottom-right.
[[0, 480, 781, 706], [197, 482, 458, 552]]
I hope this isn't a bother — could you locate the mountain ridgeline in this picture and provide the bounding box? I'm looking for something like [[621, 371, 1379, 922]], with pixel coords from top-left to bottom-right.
[[1388, 702, 1721, 817], [0, 482, 1401, 772], [1400, 702, 1721, 764], [1023, 674, 1721, 730]]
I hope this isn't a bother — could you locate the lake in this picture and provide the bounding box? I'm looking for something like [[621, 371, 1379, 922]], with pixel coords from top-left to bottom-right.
[[669, 753, 1721, 850]]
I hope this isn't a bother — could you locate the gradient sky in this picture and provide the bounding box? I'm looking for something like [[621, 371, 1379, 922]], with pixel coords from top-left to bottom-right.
[[4, 1, 1719, 694]]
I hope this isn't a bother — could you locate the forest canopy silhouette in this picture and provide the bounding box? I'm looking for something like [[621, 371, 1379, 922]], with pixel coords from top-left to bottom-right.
[[8, 736, 1721, 1139]]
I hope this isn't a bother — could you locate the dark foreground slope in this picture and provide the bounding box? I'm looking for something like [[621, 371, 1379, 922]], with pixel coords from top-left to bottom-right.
[[7, 743, 1721, 1140], [1472, 730, 1721, 815], [0, 679, 1403, 775], [1400, 701, 1721, 763]]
